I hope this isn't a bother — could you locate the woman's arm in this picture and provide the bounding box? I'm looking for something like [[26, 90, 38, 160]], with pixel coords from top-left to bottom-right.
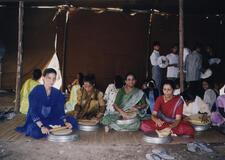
[[169, 115, 182, 129], [151, 111, 164, 127]]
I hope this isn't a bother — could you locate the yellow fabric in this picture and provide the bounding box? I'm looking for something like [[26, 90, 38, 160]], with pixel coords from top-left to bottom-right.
[[65, 84, 80, 112], [20, 79, 39, 114], [74, 88, 106, 120]]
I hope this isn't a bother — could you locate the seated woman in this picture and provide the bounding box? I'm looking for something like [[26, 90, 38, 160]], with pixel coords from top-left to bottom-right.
[[182, 90, 211, 125], [101, 73, 147, 132], [16, 68, 78, 139], [73, 74, 106, 124], [202, 78, 217, 111], [104, 75, 124, 115], [65, 73, 84, 112], [141, 80, 194, 137], [211, 92, 225, 126], [67, 73, 83, 93], [20, 69, 42, 114]]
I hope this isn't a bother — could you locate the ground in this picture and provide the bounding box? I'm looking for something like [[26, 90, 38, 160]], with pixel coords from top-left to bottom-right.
[[0, 91, 225, 160]]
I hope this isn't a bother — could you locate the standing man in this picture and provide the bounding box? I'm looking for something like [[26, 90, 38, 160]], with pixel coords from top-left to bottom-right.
[[150, 41, 161, 91], [185, 43, 202, 83], [166, 45, 179, 81]]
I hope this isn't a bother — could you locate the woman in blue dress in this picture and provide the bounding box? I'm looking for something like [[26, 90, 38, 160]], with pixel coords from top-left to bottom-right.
[[16, 68, 78, 139]]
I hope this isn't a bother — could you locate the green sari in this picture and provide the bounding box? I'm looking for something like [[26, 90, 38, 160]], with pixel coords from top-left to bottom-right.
[[101, 87, 147, 131]]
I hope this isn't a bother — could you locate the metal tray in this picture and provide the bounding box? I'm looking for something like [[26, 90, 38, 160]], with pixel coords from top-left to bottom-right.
[[193, 123, 211, 132], [116, 117, 139, 125], [142, 132, 172, 144], [47, 131, 79, 142], [79, 124, 100, 131]]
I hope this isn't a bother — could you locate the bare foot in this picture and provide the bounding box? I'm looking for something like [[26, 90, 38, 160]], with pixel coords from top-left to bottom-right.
[[105, 126, 110, 133]]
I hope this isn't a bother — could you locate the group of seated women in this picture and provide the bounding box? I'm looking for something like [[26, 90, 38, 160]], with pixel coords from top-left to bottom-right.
[[16, 68, 225, 139]]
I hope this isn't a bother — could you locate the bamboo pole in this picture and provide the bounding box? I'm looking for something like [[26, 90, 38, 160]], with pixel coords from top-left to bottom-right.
[[61, 10, 69, 91], [15, 1, 24, 113], [146, 11, 154, 79], [179, 0, 184, 92]]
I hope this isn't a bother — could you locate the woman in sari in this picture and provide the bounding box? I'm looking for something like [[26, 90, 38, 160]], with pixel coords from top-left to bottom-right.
[[73, 74, 106, 123], [16, 68, 78, 139], [141, 80, 194, 137], [20, 69, 42, 114], [211, 89, 225, 126], [65, 73, 84, 112], [101, 73, 147, 132]]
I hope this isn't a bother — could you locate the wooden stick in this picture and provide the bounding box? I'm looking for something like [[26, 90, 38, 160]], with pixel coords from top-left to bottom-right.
[[15, 1, 24, 113], [179, 0, 184, 92]]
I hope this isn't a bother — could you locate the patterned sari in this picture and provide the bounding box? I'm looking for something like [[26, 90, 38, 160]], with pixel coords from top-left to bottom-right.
[[101, 87, 147, 131], [74, 88, 106, 120]]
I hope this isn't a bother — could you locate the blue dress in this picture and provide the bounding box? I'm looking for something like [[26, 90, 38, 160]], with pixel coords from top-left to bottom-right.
[[16, 85, 78, 139]]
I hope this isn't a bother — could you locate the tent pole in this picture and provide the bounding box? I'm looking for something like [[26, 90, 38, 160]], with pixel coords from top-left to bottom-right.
[[61, 11, 69, 91], [146, 11, 154, 79], [15, 1, 24, 113], [179, 0, 184, 92]]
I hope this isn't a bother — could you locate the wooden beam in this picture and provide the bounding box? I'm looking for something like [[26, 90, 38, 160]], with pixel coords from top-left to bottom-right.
[[15, 1, 24, 113], [61, 11, 69, 91], [179, 0, 184, 92], [146, 12, 154, 79]]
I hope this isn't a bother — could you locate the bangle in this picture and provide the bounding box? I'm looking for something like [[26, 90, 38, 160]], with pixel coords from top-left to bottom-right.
[[40, 124, 44, 128]]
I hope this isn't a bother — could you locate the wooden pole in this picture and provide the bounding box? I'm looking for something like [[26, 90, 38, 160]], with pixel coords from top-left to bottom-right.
[[146, 11, 154, 79], [61, 10, 69, 91], [15, 1, 24, 113], [179, 0, 184, 92], [0, 60, 2, 89]]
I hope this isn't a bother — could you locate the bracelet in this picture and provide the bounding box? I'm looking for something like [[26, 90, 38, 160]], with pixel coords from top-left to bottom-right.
[[40, 124, 44, 128]]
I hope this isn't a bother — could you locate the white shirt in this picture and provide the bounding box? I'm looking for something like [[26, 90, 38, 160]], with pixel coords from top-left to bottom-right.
[[183, 96, 211, 116], [166, 53, 179, 78], [150, 50, 160, 66], [203, 89, 217, 111], [104, 84, 119, 114], [183, 48, 191, 63]]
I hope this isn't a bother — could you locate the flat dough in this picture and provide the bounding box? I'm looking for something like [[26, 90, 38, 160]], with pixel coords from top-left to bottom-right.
[[188, 114, 210, 125], [52, 129, 72, 135], [156, 128, 171, 137], [78, 119, 98, 126]]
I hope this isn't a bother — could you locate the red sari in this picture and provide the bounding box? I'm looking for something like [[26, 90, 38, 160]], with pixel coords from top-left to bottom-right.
[[141, 96, 194, 137]]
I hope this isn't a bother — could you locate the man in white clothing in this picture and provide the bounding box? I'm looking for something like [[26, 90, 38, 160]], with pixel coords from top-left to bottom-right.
[[150, 41, 161, 91], [166, 45, 179, 81]]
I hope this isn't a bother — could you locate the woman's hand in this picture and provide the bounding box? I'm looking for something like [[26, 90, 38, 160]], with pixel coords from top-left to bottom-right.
[[130, 106, 138, 112], [201, 114, 209, 123], [121, 111, 129, 119], [65, 122, 73, 129], [41, 126, 49, 135], [154, 118, 164, 127]]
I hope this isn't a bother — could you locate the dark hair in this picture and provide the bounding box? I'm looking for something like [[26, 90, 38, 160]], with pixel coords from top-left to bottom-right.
[[153, 41, 160, 47], [83, 74, 96, 86], [193, 43, 202, 50], [43, 68, 57, 77], [32, 69, 42, 80], [125, 72, 136, 80], [147, 79, 156, 88], [181, 90, 196, 102], [78, 72, 84, 87], [114, 75, 124, 89], [202, 78, 214, 89], [162, 79, 175, 90]]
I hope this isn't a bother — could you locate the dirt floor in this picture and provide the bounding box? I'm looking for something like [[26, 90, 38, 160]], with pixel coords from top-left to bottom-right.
[[0, 140, 225, 160], [0, 92, 225, 160]]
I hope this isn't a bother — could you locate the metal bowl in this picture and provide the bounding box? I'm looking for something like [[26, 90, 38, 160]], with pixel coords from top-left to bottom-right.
[[116, 117, 139, 125], [47, 131, 79, 142], [193, 123, 211, 132], [79, 124, 100, 132], [142, 132, 172, 144]]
